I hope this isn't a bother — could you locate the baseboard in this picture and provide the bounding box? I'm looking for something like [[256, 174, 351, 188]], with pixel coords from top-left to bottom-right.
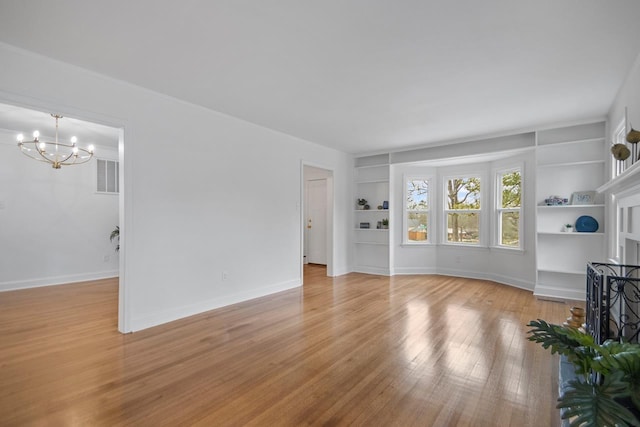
[[0, 270, 119, 292], [352, 265, 391, 276], [393, 267, 438, 275], [487, 272, 535, 292], [130, 278, 301, 332], [354, 266, 534, 292], [533, 284, 585, 301]]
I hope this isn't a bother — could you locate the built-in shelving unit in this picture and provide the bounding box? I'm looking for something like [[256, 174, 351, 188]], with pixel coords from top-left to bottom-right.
[[534, 122, 606, 300], [354, 154, 391, 275]]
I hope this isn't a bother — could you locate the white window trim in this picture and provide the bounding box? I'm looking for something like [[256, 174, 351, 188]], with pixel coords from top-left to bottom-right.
[[403, 175, 433, 245], [612, 117, 627, 179], [442, 174, 483, 246], [493, 164, 523, 251], [96, 158, 120, 195]]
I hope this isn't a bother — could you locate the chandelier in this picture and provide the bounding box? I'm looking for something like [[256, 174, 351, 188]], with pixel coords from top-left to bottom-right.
[[17, 114, 95, 169]]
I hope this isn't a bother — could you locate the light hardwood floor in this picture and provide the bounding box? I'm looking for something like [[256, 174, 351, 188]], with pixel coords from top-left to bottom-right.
[[0, 266, 570, 426]]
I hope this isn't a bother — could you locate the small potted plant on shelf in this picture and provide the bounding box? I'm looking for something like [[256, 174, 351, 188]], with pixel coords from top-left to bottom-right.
[[357, 198, 367, 210], [382, 218, 389, 229], [563, 223, 574, 232]]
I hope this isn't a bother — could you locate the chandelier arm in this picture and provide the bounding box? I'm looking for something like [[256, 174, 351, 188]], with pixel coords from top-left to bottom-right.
[[15, 114, 94, 169], [19, 144, 56, 164]]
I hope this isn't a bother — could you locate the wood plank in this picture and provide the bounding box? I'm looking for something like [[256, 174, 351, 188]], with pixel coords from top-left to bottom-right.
[[0, 266, 571, 426]]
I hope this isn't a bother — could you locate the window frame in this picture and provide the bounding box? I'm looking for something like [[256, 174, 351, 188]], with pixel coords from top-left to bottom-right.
[[403, 175, 433, 245], [494, 165, 523, 250], [442, 174, 482, 246], [96, 158, 120, 195]]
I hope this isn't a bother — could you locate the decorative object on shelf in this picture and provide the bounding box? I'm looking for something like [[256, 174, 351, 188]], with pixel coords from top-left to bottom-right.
[[563, 306, 585, 329], [575, 215, 598, 232], [376, 221, 382, 229], [364, 204, 370, 210], [16, 114, 95, 169], [544, 195, 568, 206], [377, 205, 383, 210], [357, 198, 367, 210], [611, 143, 631, 175], [381, 218, 388, 229], [570, 191, 596, 205], [562, 223, 574, 232], [359, 222, 370, 229], [611, 143, 631, 160], [382, 201, 389, 209]]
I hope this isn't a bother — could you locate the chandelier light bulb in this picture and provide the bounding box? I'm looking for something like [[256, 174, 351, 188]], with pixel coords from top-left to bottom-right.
[[17, 134, 24, 142], [33, 130, 40, 139], [38, 142, 46, 151], [87, 144, 95, 153], [71, 136, 77, 144], [72, 146, 79, 155]]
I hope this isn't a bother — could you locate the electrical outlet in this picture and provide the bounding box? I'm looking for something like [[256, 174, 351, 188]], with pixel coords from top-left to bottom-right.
[[222, 271, 229, 281]]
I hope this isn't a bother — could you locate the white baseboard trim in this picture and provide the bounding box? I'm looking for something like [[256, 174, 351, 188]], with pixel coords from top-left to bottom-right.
[[486, 273, 535, 292], [393, 267, 438, 275], [130, 278, 301, 332], [352, 266, 534, 293], [352, 265, 391, 276], [534, 284, 585, 301], [0, 270, 119, 292]]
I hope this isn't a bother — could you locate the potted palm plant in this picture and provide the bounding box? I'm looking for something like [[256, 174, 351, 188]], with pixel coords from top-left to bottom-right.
[[527, 319, 640, 426], [110, 226, 120, 252]]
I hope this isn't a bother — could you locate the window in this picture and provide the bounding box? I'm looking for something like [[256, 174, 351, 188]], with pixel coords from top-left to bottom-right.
[[445, 177, 480, 244], [405, 178, 430, 243], [97, 159, 119, 194], [496, 168, 521, 248]]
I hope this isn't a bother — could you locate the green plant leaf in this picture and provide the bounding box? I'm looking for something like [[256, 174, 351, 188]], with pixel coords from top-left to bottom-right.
[[559, 371, 638, 427], [527, 319, 594, 355]]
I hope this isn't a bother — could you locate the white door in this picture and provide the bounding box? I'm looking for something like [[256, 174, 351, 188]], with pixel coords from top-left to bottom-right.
[[307, 179, 327, 265]]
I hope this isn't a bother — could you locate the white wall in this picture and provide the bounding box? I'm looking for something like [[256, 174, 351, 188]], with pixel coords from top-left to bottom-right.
[[391, 149, 536, 290], [0, 129, 119, 290], [0, 43, 353, 332]]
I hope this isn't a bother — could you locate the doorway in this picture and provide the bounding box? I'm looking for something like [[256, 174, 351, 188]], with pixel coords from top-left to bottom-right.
[[0, 98, 126, 331], [302, 164, 334, 279]]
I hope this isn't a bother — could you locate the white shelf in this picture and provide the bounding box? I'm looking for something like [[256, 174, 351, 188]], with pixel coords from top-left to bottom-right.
[[537, 204, 604, 209], [538, 160, 605, 168], [354, 160, 390, 275], [537, 136, 604, 148], [534, 122, 606, 300], [537, 231, 604, 236], [596, 160, 640, 193]]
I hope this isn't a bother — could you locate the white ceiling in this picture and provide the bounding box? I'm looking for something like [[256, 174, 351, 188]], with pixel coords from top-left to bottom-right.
[[1, 1, 640, 154]]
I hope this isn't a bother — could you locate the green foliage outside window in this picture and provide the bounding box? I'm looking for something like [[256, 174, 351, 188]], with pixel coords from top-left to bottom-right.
[[499, 171, 521, 247], [446, 177, 480, 243]]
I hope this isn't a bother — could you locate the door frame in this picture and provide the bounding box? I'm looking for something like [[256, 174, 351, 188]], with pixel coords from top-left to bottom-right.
[[300, 161, 335, 283], [0, 90, 130, 333]]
